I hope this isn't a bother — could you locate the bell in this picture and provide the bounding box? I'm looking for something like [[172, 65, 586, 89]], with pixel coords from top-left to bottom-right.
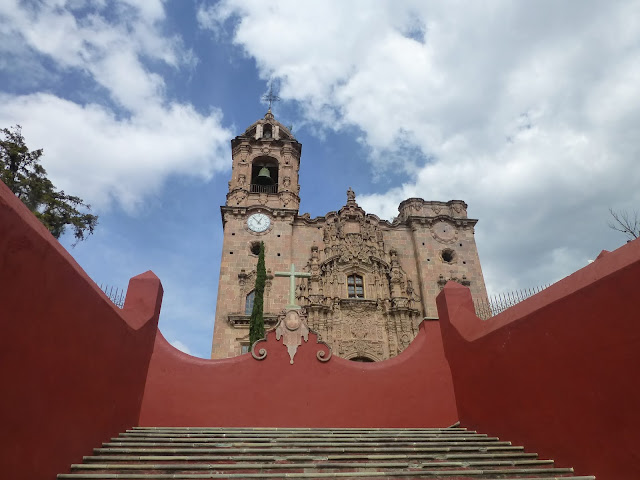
[[256, 166, 274, 185]]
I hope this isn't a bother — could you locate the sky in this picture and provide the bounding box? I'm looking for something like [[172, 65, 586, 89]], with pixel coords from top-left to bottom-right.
[[1, 0, 639, 358]]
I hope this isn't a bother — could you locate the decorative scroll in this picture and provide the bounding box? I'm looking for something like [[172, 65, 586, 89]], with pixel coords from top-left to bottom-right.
[[316, 339, 332, 362], [250, 338, 267, 360]]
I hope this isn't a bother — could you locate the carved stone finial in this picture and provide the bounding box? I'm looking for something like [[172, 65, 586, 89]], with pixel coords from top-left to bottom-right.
[[347, 187, 356, 204]]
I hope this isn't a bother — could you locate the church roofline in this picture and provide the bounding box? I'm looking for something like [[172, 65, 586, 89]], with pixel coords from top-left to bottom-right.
[[236, 110, 297, 142], [294, 191, 475, 228]]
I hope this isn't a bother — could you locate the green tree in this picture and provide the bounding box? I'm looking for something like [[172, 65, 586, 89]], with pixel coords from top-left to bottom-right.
[[0, 125, 98, 244], [249, 241, 266, 346]]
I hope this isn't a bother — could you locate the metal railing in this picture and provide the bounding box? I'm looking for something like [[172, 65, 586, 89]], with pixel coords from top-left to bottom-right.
[[250, 183, 278, 194], [474, 284, 552, 320], [100, 284, 125, 308]]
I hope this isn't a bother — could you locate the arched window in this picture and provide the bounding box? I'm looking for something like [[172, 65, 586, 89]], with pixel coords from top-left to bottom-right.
[[347, 274, 364, 299], [263, 124, 272, 138], [245, 290, 255, 315]]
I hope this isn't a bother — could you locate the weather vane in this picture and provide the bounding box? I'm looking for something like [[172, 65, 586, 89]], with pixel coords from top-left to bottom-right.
[[263, 83, 280, 110]]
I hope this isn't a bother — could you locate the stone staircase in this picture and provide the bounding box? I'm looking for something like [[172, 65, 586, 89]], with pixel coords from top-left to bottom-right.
[[58, 426, 595, 479]]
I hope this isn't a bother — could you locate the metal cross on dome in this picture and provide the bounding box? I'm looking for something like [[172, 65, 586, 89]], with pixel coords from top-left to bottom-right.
[[275, 263, 310, 310], [263, 84, 281, 110]]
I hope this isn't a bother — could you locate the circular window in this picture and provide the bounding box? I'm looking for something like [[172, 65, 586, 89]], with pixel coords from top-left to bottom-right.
[[250, 241, 261, 255], [441, 249, 456, 263]]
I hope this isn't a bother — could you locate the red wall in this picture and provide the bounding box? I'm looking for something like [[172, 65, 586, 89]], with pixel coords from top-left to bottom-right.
[[139, 319, 458, 427], [0, 181, 162, 480], [436, 239, 640, 480]]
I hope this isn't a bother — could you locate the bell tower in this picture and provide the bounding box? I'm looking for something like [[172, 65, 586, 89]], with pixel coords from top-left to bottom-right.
[[211, 110, 303, 359], [225, 109, 301, 210]]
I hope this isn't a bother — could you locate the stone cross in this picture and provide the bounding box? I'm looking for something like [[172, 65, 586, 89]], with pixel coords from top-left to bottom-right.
[[275, 263, 311, 310]]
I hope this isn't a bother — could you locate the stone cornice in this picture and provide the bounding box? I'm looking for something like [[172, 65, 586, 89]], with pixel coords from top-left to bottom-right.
[[293, 210, 476, 230], [405, 215, 479, 229], [227, 314, 279, 329]]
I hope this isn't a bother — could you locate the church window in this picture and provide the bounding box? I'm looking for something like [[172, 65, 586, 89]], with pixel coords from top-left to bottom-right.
[[347, 274, 364, 298], [241, 344, 250, 354], [245, 290, 255, 314], [250, 241, 261, 255], [441, 249, 455, 263], [263, 124, 272, 138]]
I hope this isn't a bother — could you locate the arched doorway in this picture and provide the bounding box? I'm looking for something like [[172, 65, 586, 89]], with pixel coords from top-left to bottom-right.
[[349, 356, 375, 362]]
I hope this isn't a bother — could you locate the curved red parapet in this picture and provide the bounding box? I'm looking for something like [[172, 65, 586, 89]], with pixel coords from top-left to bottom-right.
[[0, 180, 161, 480], [139, 315, 459, 428], [121, 271, 164, 330], [437, 238, 640, 480]]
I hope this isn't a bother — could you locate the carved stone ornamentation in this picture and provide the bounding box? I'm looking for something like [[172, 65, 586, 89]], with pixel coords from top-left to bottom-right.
[[276, 310, 309, 364], [228, 189, 247, 205], [431, 220, 458, 244], [294, 196, 422, 361], [437, 274, 471, 290]]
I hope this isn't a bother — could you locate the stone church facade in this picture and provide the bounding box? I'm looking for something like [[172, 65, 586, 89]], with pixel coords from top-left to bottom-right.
[[211, 111, 488, 361]]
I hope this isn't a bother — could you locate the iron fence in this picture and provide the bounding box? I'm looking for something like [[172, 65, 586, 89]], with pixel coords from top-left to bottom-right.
[[100, 284, 125, 309], [474, 284, 551, 320]]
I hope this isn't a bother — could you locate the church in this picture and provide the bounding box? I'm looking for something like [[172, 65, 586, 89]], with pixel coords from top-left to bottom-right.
[[2, 111, 639, 480], [211, 110, 489, 360]]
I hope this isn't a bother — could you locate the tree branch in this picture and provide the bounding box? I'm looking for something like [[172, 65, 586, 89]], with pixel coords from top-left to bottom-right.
[[608, 208, 640, 240]]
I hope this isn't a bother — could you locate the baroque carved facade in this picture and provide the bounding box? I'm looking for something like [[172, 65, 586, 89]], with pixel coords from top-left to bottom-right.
[[211, 111, 488, 361], [296, 195, 422, 361]]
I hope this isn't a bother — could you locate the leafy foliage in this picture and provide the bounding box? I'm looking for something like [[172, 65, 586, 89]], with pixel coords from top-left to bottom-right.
[[249, 241, 266, 346], [0, 125, 98, 244]]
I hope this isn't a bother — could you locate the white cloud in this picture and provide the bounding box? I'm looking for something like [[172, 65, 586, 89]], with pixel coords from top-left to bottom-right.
[[169, 339, 193, 355], [200, 0, 640, 293], [0, 93, 230, 210], [0, 0, 231, 211]]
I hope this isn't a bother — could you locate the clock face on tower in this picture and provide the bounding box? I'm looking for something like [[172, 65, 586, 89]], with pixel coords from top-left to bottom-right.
[[247, 213, 271, 233]]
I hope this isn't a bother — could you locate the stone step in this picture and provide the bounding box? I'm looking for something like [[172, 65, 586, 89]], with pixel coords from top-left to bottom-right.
[[84, 452, 540, 462], [103, 441, 508, 449], [113, 436, 492, 443], [59, 471, 595, 479], [132, 427, 468, 432], [95, 445, 526, 454], [124, 430, 475, 436], [72, 459, 555, 470], [119, 431, 480, 438]]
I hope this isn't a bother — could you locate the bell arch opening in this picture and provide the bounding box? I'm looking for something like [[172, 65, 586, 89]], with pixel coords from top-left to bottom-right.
[[250, 156, 279, 193]]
